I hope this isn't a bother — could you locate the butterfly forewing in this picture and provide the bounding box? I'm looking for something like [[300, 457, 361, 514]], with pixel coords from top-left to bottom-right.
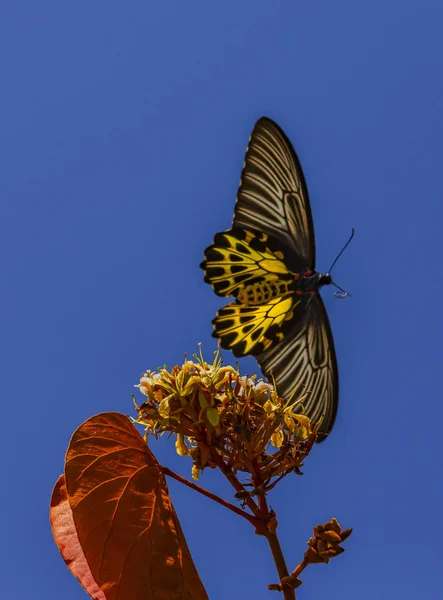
[[201, 227, 301, 298], [233, 117, 316, 268]]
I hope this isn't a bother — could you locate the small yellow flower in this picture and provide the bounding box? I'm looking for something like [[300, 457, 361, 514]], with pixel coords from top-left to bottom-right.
[[175, 433, 190, 456], [191, 465, 200, 481], [292, 414, 311, 439], [271, 428, 284, 448], [158, 395, 174, 418], [263, 399, 279, 415]]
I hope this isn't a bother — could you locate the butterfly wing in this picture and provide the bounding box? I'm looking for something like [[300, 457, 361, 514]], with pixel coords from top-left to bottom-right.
[[233, 117, 316, 268], [257, 296, 338, 441], [212, 296, 302, 357], [202, 227, 305, 357], [201, 227, 301, 299]]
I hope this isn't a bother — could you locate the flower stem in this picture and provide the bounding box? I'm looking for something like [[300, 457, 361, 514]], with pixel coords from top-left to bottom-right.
[[265, 531, 296, 599], [206, 451, 295, 597], [161, 466, 260, 527], [207, 448, 266, 520], [290, 557, 309, 579]]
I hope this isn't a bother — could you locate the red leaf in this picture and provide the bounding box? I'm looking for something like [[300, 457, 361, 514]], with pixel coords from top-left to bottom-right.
[[64, 412, 208, 600], [50, 475, 107, 599]]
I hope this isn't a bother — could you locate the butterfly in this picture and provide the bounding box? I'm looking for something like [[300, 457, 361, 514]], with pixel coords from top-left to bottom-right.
[[201, 117, 347, 441]]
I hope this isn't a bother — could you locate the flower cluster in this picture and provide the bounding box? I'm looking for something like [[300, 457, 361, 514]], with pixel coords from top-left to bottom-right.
[[133, 347, 318, 483]]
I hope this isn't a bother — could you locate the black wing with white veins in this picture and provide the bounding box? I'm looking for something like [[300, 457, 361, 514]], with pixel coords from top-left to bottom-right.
[[233, 117, 316, 268], [257, 295, 338, 441]]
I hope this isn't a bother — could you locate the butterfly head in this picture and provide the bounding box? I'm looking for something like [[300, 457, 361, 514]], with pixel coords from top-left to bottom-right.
[[317, 273, 351, 299], [319, 273, 333, 286]]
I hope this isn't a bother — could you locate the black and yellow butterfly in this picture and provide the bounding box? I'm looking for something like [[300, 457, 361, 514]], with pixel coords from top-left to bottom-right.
[[201, 117, 342, 441]]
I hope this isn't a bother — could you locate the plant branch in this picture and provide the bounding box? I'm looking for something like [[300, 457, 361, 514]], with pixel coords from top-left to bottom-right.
[[208, 448, 264, 521], [161, 466, 260, 527], [266, 531, 296, 600], [207, 448, 295, 600], [290, 557, 309, 579]]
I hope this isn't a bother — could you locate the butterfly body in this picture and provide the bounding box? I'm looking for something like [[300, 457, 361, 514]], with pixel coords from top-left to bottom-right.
[[295, 271, 332, 295], [201, 117, 341, 441], [231, 253, 332, 305]]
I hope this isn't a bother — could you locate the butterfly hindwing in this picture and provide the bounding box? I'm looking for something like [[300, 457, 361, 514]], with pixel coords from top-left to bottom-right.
[[257, 296, 338, 440], [212, 295, 302, 357]]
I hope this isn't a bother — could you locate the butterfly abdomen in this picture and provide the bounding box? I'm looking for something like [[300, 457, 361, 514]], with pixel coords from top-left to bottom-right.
[[237, 280, 292, 305]]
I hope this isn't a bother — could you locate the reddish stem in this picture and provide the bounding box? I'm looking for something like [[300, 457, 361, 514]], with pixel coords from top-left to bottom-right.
[[291, 558, 309, 578], [266, 532, 296, 600], [207, 451, 295, 598], [208, 449, 264, 521], [161, 466, 260, 527]]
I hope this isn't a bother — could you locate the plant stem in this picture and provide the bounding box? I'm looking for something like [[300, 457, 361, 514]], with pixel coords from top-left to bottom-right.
[[207, 451, 295, 598], [161, 466, 260, 527], [208, 448, 264, 520], [290, 557, 309, 578], [266, 532, 296, 600]]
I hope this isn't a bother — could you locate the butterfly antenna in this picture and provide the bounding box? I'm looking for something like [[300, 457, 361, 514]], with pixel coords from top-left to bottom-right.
[[328, 228, 355, 274]]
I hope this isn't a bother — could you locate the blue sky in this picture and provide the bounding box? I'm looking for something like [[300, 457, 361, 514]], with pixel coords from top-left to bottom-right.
[[2, 1, 442, 598]]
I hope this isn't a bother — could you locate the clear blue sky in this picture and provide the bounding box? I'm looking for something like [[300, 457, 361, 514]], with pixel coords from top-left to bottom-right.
[[2, 2, 442, 598]]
